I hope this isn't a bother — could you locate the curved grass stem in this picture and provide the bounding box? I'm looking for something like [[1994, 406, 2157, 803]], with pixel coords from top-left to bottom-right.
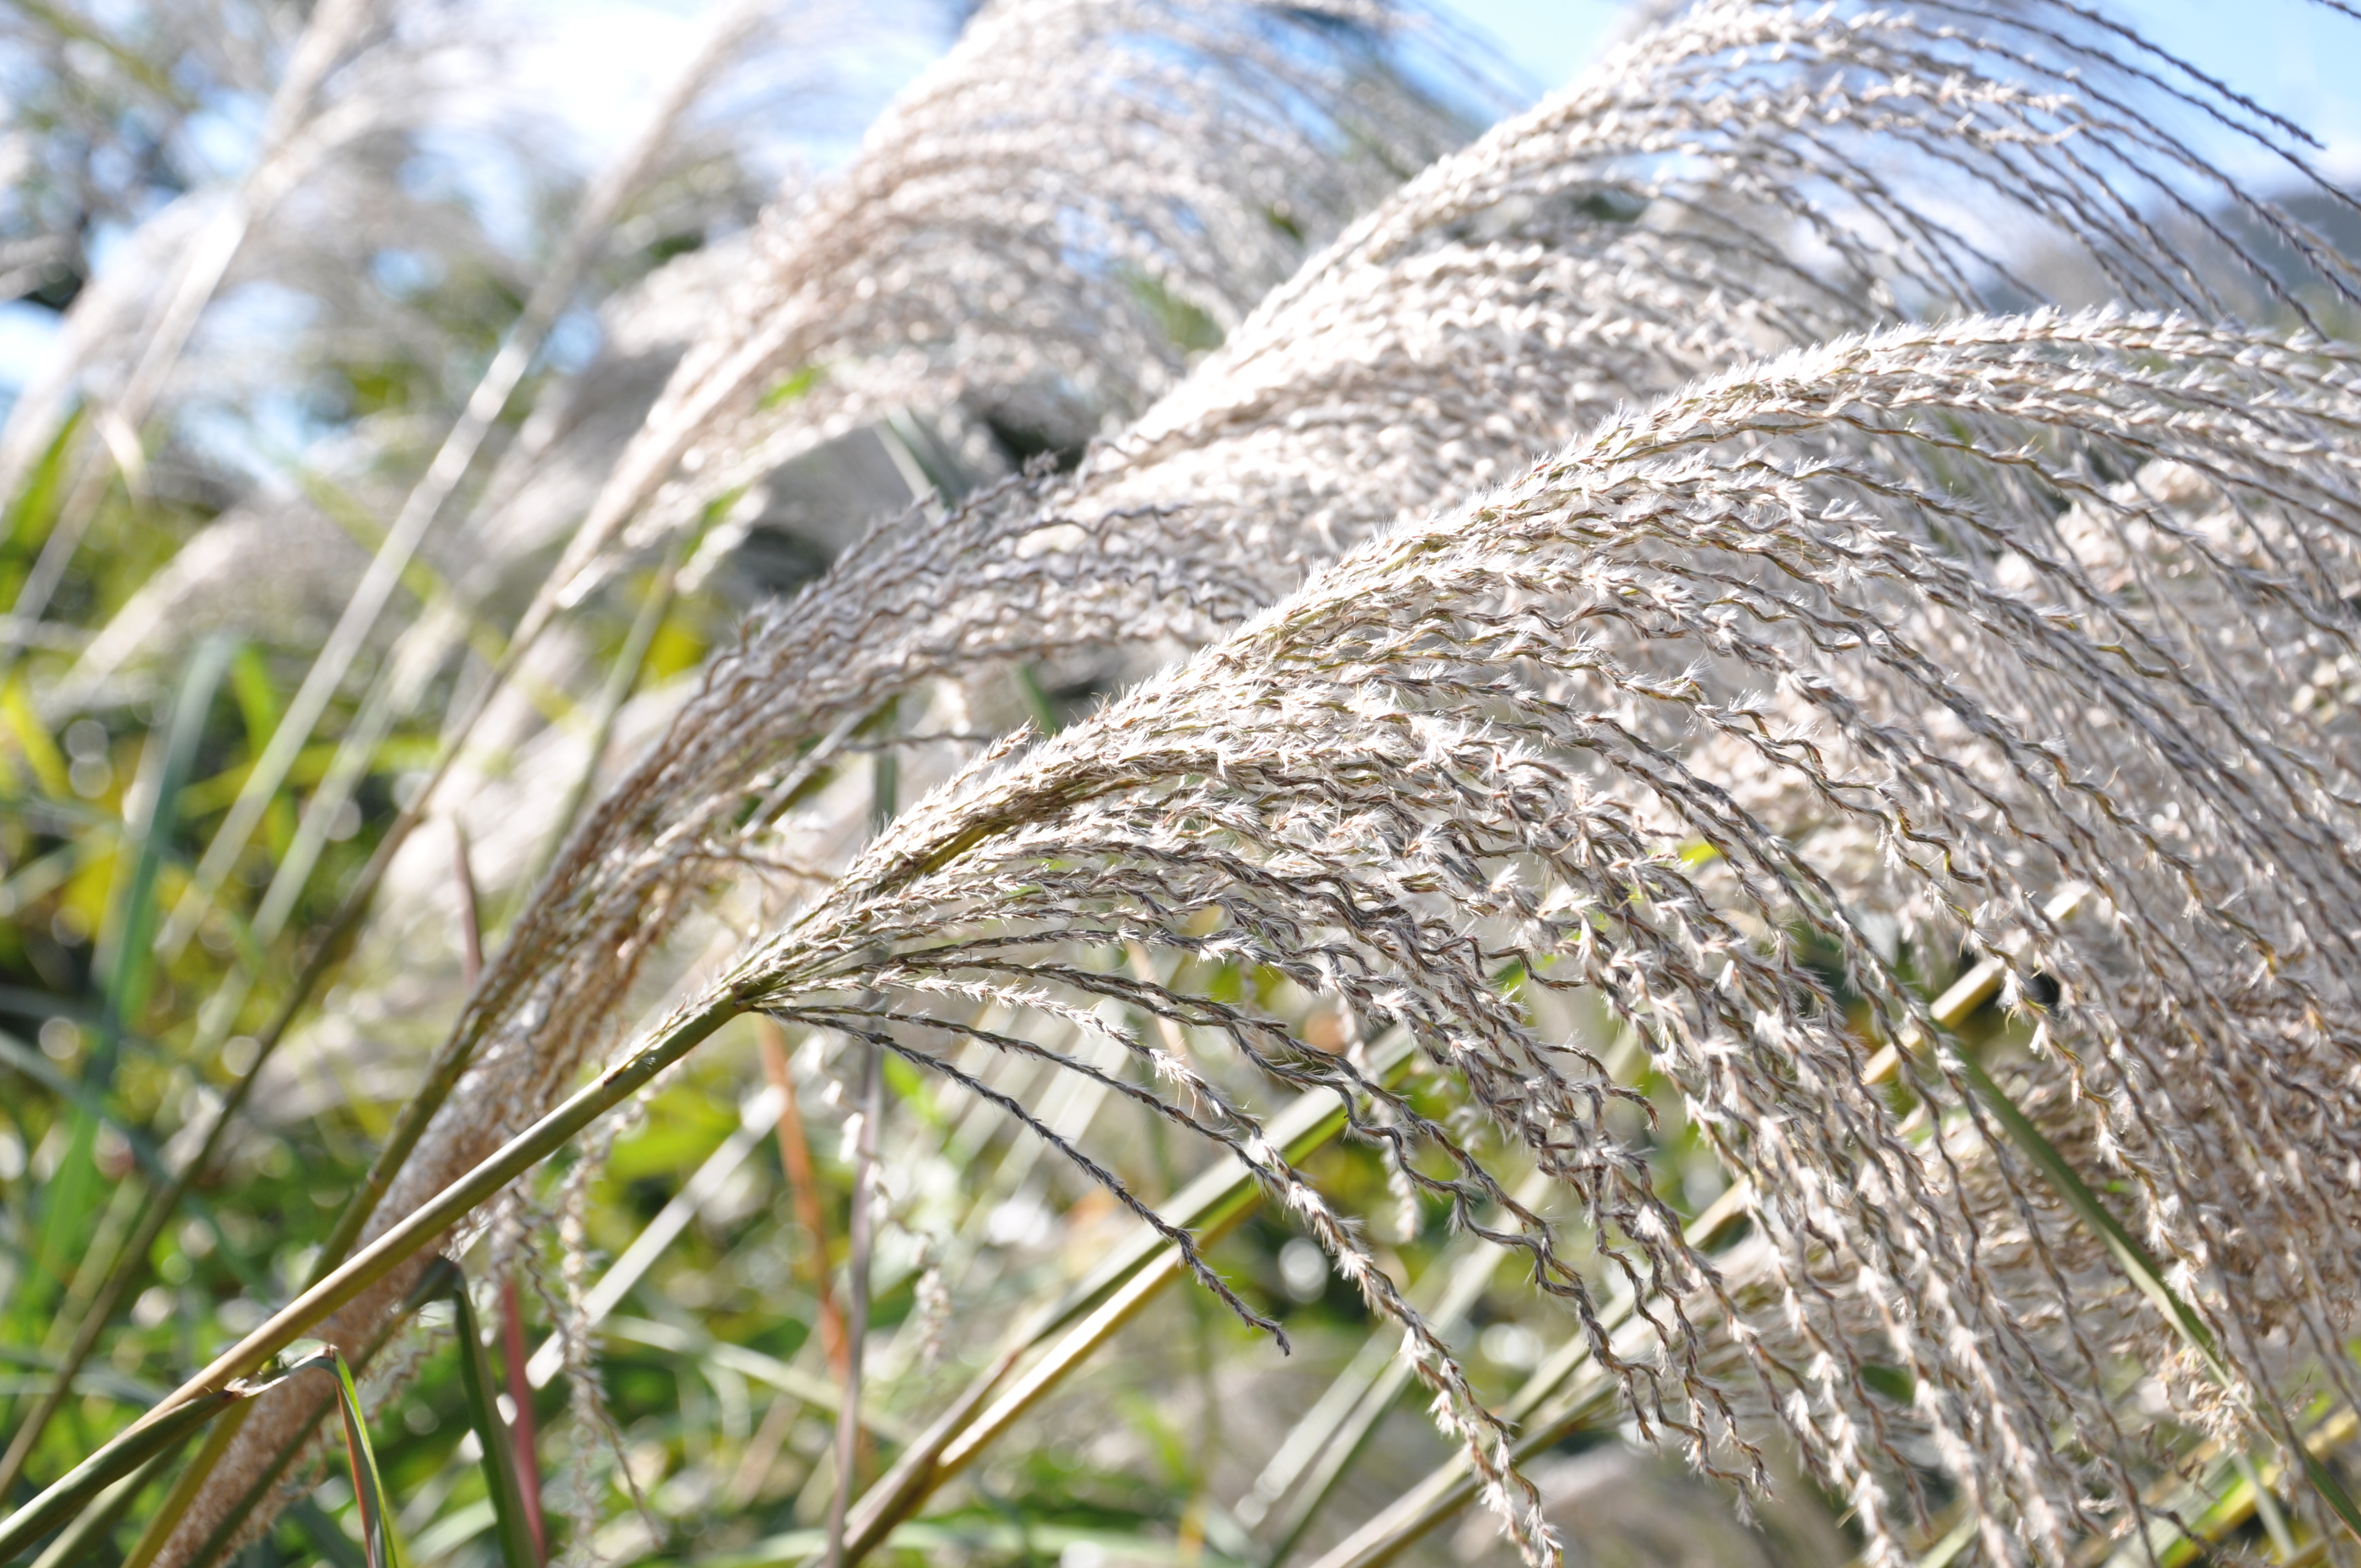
[[0, 989, 744, 1565]]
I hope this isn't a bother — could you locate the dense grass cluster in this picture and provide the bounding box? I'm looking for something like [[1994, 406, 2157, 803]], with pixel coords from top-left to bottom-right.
[[4, 4, 2361, 1568]]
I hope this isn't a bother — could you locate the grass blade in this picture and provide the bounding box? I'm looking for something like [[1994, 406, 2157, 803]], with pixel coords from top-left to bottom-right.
[[453, 821, 483, 989], [0, 407, 84, 635], [1954, 1051, 2361, 1543], [1951, 1053, 2220, 1372], [0, 636, 235, 1498], [107, 63, 785, 1550], [111, 1352, 407, 1568], [415, 1259, 541, 1568], [26, 636, 232, 1309], [497, 1276, 548, 1563], [2294, 1449, 2361, 1545], [153, 1268, 451, 1568], [303, 1351, 409, 1568], [0, 1027, 253, 1277]]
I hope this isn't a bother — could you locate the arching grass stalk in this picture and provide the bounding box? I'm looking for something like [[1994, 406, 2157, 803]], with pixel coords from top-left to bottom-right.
[[0, 987, 744, 1564], [123, 703, 877, 1567], [30, 416, 705, 1566], [53, 1329, 422, 1568], [347, 41, 2361, 1555], [24, 1448, 175, 1568]]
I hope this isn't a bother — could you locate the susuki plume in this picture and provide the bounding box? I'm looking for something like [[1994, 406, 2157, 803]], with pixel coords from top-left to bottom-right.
[[149, 2, 1481, 1556], [133, 2, 2361, 1565], [546, 0, 1481, 605], [400, 0, 2361, 1327], [687, 309, 2361, 1566]]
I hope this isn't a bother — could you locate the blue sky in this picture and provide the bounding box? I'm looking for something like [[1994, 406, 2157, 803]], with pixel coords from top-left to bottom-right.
[[1434, 0, 1620, 89]]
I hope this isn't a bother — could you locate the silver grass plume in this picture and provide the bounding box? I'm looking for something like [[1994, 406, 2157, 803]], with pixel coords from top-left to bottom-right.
[[655, 309, 2361, 1567], [145, 1, 1482, 1556], [545, 0, 1483, 607], [345, 0, 1494, 1245], [227, 1, 2361, 1559], [401, 0, 2361, 1309]]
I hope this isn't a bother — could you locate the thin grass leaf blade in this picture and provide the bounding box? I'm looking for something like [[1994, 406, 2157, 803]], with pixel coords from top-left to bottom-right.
[[1955, 1053, 2361, 1540], [0, 406, 84, 581], [421, 1261, 541, 1568], [24, 636, 233, 1330], [1951, 1052, 2221, 1372], [104, 633, 236, 1024], [303, 1352, 410, 1568], [0, 673, 71, 799], [2297, 1448, 2361, 1545]]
